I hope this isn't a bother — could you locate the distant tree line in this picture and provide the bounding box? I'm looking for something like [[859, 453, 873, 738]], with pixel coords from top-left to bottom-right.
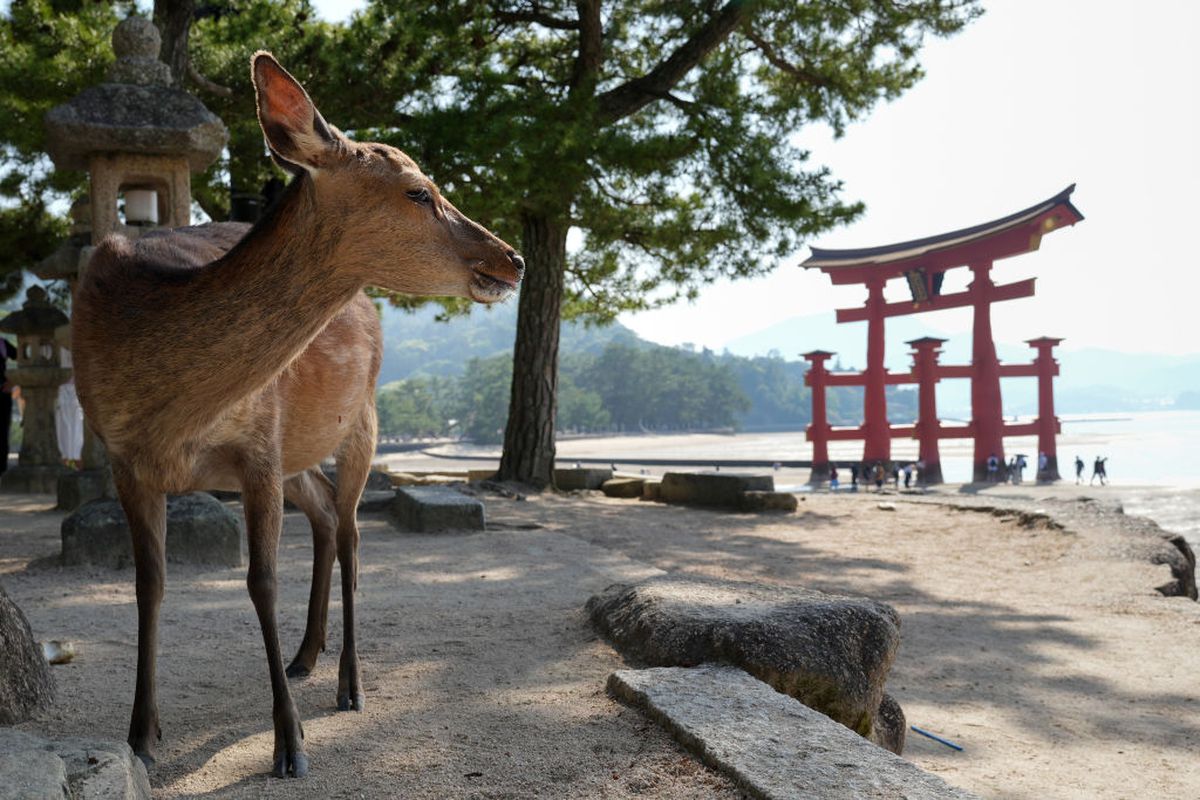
[[377, 343, 917, 444]]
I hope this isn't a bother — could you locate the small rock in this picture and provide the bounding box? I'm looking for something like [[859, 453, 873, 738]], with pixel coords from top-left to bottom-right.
[[42, 640, 76, 665], [877, 502, 897, 511]]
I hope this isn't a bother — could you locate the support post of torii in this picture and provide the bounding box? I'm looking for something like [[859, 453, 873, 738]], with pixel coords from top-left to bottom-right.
[[803, 350, 834, 483], [907, 337, 947, 485], [1028, 336, 1063, 482], [969, 261, 1005, 482]]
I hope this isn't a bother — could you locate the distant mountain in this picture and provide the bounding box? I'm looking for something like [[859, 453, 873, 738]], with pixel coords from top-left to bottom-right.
[[377, 301, 642, 385], [723, 312, 1200, 416]]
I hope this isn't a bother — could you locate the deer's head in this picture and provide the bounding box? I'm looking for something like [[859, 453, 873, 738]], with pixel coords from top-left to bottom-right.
[[251, 52, 523, 303]]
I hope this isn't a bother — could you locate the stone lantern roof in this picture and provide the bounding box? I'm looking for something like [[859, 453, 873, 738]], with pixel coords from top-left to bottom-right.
[[0, 287, 70, 337], [43, 16, 227, 172]]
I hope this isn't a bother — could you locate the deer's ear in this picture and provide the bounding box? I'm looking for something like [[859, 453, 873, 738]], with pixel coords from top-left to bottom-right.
[[251, 51, 338, 174]]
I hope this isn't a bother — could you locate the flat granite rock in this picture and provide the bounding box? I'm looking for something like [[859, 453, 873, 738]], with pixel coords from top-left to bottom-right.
[[390, 486, 485, 532], [61, 493, 244, 568], [588, 574, 903, 752], [609, 666, 977, 800], [659, 472, 775, 509], [555, 468, 613, 491], [602, 477, 647, 498], [0, 728, 150, 800]]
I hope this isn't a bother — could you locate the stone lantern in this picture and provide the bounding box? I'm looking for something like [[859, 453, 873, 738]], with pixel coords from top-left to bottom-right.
[[39, 15, 227, 511], [43, 15, 226, 240], [0, 287, 71, 493]]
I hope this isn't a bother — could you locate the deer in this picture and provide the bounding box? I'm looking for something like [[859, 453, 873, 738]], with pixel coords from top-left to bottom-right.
[[70, 52, 523, 778]]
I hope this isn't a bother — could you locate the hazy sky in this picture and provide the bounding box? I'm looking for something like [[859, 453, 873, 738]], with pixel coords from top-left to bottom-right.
[[322, 1, 1198, 355]]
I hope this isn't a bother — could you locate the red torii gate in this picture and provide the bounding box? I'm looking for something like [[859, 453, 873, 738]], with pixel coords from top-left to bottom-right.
[[800, 186, 1083, 483]]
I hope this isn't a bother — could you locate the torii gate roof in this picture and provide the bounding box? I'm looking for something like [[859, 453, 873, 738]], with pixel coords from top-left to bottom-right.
[[801, 185, 1083, 283]]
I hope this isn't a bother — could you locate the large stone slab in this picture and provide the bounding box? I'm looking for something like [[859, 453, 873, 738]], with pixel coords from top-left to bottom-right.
[[390, 486, 485, 532], [587, 575, 903, 752], [659, 472, 774, 509], [602, 477, 646, 498], [610, 666, 977, 800], [0, 582, 54, 724], [321, 465, 394, 492], [61, 493, 244, 568], [0, 728, 151, 800], [555, 468, 613, 491], [739, 491, 799, 513]]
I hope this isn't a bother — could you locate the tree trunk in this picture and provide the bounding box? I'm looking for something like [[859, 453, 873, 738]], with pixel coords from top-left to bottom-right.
[[153, 0, 195, 88], [497, 213, 567, 489]]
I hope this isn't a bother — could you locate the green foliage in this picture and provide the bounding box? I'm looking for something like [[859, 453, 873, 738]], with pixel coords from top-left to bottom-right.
[[375, 375, 458, 438], [0, 0, 134, 299]]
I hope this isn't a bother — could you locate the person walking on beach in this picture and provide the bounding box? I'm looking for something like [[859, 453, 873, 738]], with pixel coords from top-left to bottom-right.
[[903, 462, 913, 489], [849, 463, 859, 492], [1091, 456, 1108, 485], [987, 452, 999, 482], [873, 461, 885, 491], [1075, 456, 1084, 484], [829, 464, 839, 492]]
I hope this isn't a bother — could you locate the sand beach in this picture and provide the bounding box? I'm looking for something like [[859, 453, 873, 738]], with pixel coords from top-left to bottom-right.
[[1, 470, 1197, 799]]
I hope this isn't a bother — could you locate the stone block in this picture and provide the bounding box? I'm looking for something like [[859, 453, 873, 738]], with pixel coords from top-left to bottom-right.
[[609, 666, 977, 800], [587, 575, 902, 751], [659, 472, 774, 509], [554, 468, 613, 491], [0, 464, 67, 494], [738, 491, 798, 513], [602, 477, 646, 498], [61, 493, 244, 568], [0, 729, 151, 800], [0, 582, 54, 724], [56, 469, 110, 511], [641, 480, 663, 501], [322, 465, 393, 492], [468, 469, 498, 482], [390, 486, 485, 532], [357, 490, 395, 513]]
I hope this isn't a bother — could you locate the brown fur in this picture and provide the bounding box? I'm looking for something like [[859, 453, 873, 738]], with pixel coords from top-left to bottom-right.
[[70, 53, 521, 777]]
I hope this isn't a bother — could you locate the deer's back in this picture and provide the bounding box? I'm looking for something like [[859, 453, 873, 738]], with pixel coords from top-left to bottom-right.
[[73, 222, 382, 490]]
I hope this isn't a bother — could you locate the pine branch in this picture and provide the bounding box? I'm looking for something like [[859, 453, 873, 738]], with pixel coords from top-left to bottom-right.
[[595, 0, 751, 124]]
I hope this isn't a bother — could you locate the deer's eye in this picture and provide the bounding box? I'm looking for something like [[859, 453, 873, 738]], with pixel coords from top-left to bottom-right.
[[406, 188, 432, 205]]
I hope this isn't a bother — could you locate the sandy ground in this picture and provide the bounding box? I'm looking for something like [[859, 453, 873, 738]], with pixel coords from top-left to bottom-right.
[[2, 482, 1199, 799]]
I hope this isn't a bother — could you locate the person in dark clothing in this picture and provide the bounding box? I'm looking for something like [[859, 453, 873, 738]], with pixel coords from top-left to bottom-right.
[[0, 338, 16, 475], [1091, 456, 1108, 486], [849, 463, 859, 492], [1075, 456, 1084, 484]]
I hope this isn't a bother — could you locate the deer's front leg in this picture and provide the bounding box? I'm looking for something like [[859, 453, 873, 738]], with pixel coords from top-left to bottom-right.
[[242, 468, 309, 778], [113, 465, 167, 766]]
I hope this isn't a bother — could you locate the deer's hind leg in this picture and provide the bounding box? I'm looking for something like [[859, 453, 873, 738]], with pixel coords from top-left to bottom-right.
[[284, 467, 338, 679], [332, 401, 376, 712]]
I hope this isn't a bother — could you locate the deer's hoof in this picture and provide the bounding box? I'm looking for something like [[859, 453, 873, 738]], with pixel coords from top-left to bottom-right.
[[133, 750, 156, 769], [285, 660, 312, 680], [336, 691, 364, 712], [272, 750, 309, 778]]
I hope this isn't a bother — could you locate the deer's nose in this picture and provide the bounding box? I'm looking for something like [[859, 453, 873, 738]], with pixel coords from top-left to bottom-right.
[[508, 250, 525, 273]]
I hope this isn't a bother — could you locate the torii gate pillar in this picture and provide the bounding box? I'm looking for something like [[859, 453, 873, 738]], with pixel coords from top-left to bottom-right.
[[1028, 337, 1063, 482], [908, 337, 947, 485], [803, 350, 835, 483]]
